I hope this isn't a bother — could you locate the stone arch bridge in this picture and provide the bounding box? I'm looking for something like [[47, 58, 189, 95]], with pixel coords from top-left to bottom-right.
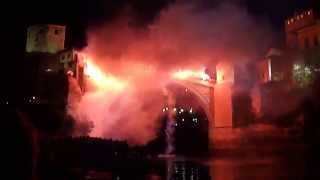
[[173, 77, 235, 149]]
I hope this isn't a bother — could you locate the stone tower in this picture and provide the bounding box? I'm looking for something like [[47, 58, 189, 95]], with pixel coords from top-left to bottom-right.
[[26, 24, 65, 54]]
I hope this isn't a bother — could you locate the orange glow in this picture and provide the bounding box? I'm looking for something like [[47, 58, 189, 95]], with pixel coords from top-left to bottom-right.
[[84, 59, 127, 91], [216, 70, 224, 84], [172, 69, 210, 81], [216, 62, 234, 84]]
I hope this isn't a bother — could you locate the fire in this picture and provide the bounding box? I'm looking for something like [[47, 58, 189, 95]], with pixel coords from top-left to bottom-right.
[[84, 59, 127, 91], [172, 69, 210, 81]]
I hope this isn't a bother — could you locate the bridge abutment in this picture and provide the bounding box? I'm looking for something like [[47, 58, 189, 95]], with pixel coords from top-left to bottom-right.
[[209, 82, 234, 151]]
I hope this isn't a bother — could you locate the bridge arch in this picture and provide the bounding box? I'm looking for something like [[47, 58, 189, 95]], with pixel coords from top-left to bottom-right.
[[171, 80, 214, 125], [164, 81, 214, 154]]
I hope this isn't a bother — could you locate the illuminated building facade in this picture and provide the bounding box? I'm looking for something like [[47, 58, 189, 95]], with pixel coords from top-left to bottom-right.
[[285, 9, 320, 50], [252, 9, 320, 118], [257, 9, 320, 87], [59, 49, 86, 92], [26, 24, 66, 54], [285, 9, 320, 88]]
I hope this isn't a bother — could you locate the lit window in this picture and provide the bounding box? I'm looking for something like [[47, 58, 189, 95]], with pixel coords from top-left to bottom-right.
[[308, 11, 311, 15]]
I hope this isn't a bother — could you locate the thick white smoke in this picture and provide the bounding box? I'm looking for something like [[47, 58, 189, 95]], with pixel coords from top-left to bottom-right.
[[68, 0, 274, 145]]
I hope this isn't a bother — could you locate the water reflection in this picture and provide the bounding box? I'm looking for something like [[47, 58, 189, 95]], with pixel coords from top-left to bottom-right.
[[55, 155, 305, 180], [209, 157, 304, 180], [165, 159, 210, 180]]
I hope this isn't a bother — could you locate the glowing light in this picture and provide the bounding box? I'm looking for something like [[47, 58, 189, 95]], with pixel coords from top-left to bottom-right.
[[293, 64, 301, 71], [84, 59, 127, 91], [305, 67, 312, 74], [189, 108, 193, 113], [32, 96, 36, 100], [182, 119, 185, 122], [216, 72, 224, 83], [193, 118, 198, 123], [173, 107, 177, 112], [172, 69, 210, 81]]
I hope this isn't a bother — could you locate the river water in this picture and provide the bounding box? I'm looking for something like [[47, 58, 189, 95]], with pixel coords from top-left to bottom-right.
[[79, 153, 311, 180]]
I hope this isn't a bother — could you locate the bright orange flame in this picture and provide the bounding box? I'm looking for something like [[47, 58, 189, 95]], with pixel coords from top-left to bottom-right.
[[172, 69, 210, 81], [84, 59, 127, 91]]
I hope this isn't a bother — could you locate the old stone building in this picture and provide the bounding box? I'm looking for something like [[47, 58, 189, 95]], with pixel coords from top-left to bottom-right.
[[21, 24, 84, 105], [252, 9, 320, 119], [285, 9, 320, 50], [26, 25, 66, 54]]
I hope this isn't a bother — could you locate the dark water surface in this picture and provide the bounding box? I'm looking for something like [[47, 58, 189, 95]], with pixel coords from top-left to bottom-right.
[[50, 153, 312, 180]]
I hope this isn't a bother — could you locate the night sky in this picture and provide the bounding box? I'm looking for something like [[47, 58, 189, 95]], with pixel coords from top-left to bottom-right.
[[1, 0, 319, 99]]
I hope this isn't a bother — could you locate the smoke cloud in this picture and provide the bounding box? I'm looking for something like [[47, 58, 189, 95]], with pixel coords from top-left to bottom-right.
[[69, 0, 275, 145]]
